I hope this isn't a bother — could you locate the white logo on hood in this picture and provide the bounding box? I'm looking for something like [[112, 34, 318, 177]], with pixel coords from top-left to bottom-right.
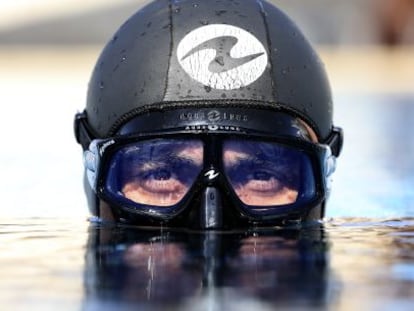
[[177, 24, 268, 90]]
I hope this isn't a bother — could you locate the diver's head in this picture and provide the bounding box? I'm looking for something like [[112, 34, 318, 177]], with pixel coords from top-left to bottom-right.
[[74, 0, 343, 229]]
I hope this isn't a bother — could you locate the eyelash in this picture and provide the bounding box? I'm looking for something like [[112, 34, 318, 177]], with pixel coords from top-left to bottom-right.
[[226, 161, 285, 179], [136, 159, 201, 180]]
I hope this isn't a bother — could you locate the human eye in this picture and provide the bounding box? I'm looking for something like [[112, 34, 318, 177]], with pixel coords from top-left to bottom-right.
[[121, 158, 201, 206], [109, 139, 203, 207], [141, 164, 175, 183], [248, 168, 283, 188], [228, 161, 285, 190], [225, 160, 299, 206], [134, 159, 195, 191]]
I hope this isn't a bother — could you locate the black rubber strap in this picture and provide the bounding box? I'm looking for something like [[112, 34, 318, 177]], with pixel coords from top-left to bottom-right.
[[75, 108, 343, 157], [324, 126, 343, 157], [74, 111, 96, 150]]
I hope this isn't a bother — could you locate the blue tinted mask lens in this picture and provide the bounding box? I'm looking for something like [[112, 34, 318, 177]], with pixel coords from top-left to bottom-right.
[[105, 139, 204, 207], [222, 139, 316, 207], [99, 137, 319, 213]]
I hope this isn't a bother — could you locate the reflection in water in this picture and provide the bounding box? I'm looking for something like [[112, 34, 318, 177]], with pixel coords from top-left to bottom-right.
[[82, 224, 336, 310], [326, 218, 414, 311], [2, 218, 414, 310]]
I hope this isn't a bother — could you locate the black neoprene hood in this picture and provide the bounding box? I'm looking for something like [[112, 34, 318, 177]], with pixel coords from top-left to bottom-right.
[[85, 0, 335, 141]]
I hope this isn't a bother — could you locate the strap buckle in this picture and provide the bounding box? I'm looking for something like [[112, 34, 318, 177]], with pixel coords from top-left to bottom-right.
[[74, 111, 96, 150], [325, 126, 343, 157]]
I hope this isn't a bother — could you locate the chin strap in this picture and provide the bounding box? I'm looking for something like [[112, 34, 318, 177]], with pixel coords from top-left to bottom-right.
[[74, 110, 97, 151], [325, 126, 343, 157]]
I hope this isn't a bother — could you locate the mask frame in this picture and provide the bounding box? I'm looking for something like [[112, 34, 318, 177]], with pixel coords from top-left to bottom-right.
[[84, 130, 335, 224]]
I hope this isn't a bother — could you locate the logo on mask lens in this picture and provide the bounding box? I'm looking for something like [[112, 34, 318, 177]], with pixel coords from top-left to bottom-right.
[[205, 169, 220, 180], [177, 24, 268, 90]]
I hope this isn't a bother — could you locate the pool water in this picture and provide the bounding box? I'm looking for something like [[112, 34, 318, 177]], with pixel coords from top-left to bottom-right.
[[1, 217, 413, 311], [329, 93, 414, 219]]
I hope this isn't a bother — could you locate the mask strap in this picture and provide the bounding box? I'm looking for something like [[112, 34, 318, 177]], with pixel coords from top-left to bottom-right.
[[324, 127, 343, 157], [74, 111, 98, 150]]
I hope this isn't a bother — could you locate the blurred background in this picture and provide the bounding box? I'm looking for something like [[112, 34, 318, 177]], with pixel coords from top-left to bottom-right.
[[0, 0, 413, 218]]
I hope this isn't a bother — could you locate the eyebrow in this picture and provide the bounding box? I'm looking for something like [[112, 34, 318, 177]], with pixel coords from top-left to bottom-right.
[[150, 149, 204, 166], [223, 152, 257, 167], [136, 156, 202, 174], [174, 149, 203, 166]]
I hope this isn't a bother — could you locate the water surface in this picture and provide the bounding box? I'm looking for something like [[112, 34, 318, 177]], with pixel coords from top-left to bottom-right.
[[1, 217, 414, 311]]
